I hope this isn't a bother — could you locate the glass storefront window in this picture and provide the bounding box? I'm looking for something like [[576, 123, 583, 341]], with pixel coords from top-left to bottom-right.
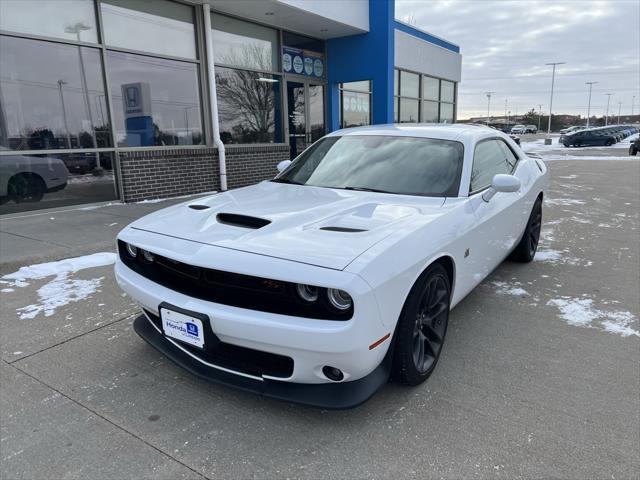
[[422, 101, 439, 123], [0, 152, 117, 215], [0, 0, 98, 43], [400, 71, 419, 98], [441, 80, 455, 103], [101, 0, 196, 59], [340, 81, 371, 129], [394, 69, 399, 96], [399, 98, 419, 123], [215, 67, 282, 144], [0, 35, 110, 151], [211, 13, 278, 72], [341, 91, 370, 128], [106, 50, 203, 147], [440, 103, 454, 123], [394, 97, 399, 123], [423, 76, 439, 101]]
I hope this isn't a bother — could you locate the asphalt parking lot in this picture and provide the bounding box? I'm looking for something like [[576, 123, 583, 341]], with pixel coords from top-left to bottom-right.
[[1, 142, 639, 479]]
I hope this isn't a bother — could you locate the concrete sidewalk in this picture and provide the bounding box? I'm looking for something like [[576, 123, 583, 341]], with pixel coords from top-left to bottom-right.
[[0, 194, 211, 274]]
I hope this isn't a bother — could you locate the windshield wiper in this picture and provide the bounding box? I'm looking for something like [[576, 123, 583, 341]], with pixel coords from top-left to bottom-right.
[[270, 178, 303, 185], [343, 186, 395, 194]]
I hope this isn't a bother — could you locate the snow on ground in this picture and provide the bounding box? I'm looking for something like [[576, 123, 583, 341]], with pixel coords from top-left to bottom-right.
[[547, 297, 639, 337], [542, 155, 638, 161], [544, 198, 585, 206], [492, 281, 528, 296], [67, 173, 116, 185], [0, 253, 117, 320]]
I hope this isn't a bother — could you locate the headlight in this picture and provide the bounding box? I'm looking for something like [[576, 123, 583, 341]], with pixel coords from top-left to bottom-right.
[[327, 288, 352, 311], [125, 243, 137, 258], [296, 284, 319, 303], [142, 249, 154, 263]]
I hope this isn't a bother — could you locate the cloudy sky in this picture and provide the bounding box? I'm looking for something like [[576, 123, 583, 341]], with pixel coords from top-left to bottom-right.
[[396, 0, 640, 120]]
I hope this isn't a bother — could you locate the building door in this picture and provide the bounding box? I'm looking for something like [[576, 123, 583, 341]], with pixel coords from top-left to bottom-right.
[[286, 80, 324, 159]]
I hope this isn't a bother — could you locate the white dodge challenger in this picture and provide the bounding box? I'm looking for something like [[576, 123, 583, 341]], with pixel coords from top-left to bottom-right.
[[115, 124, 547, 408]]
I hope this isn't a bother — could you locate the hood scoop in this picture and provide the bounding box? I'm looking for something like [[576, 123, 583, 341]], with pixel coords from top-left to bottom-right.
[[216, 213, 271, 229], [189, 204, 210, 210], [319, 226, 368, 233]]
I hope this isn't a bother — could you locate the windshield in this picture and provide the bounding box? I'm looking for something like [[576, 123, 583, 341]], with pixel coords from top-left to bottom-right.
[[273, 135, 464, 197]]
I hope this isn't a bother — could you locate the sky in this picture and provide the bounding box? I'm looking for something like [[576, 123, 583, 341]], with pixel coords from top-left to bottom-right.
[[395, 0, 640, 120]]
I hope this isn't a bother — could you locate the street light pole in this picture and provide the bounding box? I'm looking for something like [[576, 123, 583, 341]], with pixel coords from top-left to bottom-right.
[[617, 102, 622, 125], [57, 80, 72, 149], [545, 62, 566, 137], [65, 22, 102, 172], [485, 92, 494, 125], [537, 104, 543, 132], [604, 93, 613, 126], [585, 81, 597, 128], [632, 96, 636, 117]]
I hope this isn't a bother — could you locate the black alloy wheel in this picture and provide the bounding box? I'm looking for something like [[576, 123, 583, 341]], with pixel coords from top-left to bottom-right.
[[509, 197, 542, 262], [393, 263, 451, 385]]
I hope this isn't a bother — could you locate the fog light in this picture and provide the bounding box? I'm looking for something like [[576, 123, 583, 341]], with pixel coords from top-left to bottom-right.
[[322, 366, 344, 382], [327, 288, 352, 311], [142, 250, 154, 262], [296, 284, 319, 303], [125, 243, 137, 258]]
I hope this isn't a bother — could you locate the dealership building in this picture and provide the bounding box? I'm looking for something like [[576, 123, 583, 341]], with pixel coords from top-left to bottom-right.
[[0, 0, 461, 213]]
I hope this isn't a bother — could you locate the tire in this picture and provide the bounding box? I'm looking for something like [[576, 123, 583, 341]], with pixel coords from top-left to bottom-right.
[[392, 263, 451, 386], [605, 139, 613, 146], [8, 174, 46, 203], [630, 146, 638, 156], [574, 141, 581, 147], [509, 197, 542, 263]]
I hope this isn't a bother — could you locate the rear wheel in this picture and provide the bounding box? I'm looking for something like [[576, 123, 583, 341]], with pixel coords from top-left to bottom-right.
[[510, 197, 542, 262], [393, 263, 450, 386], [8, 174, 46, 203], [605, 139, 614, 146]]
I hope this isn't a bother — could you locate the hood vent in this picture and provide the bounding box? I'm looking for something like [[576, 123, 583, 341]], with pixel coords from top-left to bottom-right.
[[319, 226, 368, 233], [189, 204, 210, 210], [217, 213, 271, 229]]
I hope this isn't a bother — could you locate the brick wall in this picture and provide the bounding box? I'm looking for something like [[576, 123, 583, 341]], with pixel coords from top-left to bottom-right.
[[118, 144, 289, 202]]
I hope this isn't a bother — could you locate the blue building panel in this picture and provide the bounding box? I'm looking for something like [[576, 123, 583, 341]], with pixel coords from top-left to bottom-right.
[[326, 0, 395, 131]]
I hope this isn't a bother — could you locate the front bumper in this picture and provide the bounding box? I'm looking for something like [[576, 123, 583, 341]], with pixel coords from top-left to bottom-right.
[[134, 313, 392, 409]]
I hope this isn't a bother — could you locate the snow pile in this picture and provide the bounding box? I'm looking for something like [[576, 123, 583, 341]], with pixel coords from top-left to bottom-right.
[[547, 296, 639, 337], [1, 252, 117, 320], [492, 281, 528, 296]]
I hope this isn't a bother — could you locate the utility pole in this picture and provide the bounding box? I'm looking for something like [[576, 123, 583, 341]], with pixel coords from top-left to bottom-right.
[[604, 93, 614, 126], [57, 80, 72, 149], [585, 81, 597, 128], [632, 96, 636, 117], [504, 98, 508, 128], [545, 62, 566, 137], [617, 102, 622, 125], [485, 92, 494, 125], [538, 104, 543, 131]]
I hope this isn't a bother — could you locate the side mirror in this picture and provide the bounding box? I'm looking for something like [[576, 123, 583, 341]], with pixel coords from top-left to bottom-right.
[[482, 174, 521, 202], [276, 160, 292, 173]]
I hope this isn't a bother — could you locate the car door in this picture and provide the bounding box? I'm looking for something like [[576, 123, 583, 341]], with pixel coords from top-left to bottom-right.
[[466, 138, 531, 278]]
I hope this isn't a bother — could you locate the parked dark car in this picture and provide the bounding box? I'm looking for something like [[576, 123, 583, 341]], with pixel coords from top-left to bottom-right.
[[630, 137, 640, 156], [561, 129, 616, 147]]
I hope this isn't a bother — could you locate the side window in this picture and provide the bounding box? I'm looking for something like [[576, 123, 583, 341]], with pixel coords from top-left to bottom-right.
[[470, 139, 513, 192], [496, 140, 518, 169]]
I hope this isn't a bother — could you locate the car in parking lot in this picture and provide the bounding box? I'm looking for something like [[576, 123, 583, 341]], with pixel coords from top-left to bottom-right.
[[560, 129, 617, 147], [510, 124, 525, 134], [524, 125, 537, 134], [559, 126, 587, 135], [630, 137, 640, 156], [0, 151, 68, 204], [115, 124, 548, 408]]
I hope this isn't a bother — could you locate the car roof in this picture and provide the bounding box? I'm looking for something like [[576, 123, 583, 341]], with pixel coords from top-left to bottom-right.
[[325, 123, 501, 143]]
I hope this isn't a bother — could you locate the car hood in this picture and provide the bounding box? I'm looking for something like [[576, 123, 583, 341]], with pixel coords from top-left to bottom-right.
[[129, 181, 446, 270]]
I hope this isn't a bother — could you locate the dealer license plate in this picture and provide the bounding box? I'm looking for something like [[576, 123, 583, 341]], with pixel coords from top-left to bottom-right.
[[160, 307, 205, 350]]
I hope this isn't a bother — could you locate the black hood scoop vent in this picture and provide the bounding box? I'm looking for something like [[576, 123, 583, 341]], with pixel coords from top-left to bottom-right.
[[217, 213, 271, 229], [319, 226, 368, 233]]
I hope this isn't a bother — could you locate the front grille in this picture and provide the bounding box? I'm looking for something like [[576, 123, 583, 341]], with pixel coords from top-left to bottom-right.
[[144, 310, 294, 378], [118, 240, 353, 320]]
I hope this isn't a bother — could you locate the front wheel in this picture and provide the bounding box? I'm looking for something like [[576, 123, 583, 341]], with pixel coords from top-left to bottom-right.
[[393, 263, 450, 386], [509, 197, 542, 262]]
